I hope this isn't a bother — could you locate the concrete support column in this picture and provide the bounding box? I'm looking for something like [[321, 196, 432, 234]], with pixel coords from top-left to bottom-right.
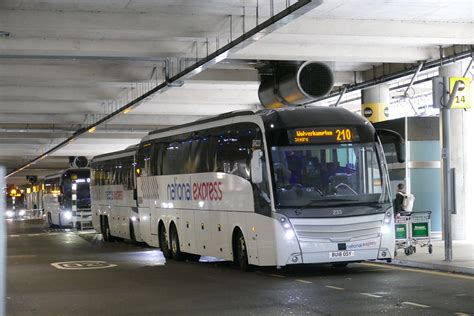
[[361, 84, 390, 123], [439, 61, 470, 241]]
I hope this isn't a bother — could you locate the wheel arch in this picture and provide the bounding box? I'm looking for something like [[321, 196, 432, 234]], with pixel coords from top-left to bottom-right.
[[231, 225, 244, 261]]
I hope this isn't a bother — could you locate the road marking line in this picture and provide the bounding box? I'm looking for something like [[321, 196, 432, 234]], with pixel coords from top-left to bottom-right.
[[402, 301, 430, 308], [360, 262, 474, 281], [7, 235, 20, 238], [295, 279, 313, 284], [454, 313, 471, 316], [8, 255, 37, 259], [268, 274, 285, 278], [51, 261, 117, 270], [325, 285, 344, 290], [360, 293, 382, 298]]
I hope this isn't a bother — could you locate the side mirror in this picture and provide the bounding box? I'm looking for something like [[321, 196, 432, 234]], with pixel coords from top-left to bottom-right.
[[376, 129, 405, 163], [251, 149, 263, 184]]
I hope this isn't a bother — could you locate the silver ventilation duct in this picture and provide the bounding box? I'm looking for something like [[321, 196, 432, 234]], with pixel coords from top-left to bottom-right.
[[258, 61, 334, 108]]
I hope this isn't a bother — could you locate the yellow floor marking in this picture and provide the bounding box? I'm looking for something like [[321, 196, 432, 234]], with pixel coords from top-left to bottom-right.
[[268, 273, 285, 278], [402, 301, 430, 308], [360, 293, 382, 298], [360, 262, 474, 281], [325, 285, 344, 290], [295, 279, 313, 284]]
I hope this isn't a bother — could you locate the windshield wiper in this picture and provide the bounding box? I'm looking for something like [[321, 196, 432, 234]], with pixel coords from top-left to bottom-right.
[[298, 198, 358, 209], [297, 197, 382, 209]]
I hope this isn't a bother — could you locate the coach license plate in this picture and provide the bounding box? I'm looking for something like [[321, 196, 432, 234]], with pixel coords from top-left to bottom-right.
[[329, 251, 354, 258]]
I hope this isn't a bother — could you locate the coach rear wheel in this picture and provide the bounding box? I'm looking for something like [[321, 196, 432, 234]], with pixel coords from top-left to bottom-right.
[[129, 221, 136, 243], [235, 230, 250, 271], [159, 223, 172, 259], [170, 224, 185, 261]]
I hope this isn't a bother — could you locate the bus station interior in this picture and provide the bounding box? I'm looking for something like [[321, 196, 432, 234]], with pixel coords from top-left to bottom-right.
[[1, 0, 474, 315]]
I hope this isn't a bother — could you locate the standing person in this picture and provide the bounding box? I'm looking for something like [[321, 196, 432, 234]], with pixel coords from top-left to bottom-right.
[[393, 183, 406, 216]]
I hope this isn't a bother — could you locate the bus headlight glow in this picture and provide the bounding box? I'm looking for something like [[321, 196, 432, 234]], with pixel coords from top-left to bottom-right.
[[274, 214, 296, 240], [131, 216, 137, 222], [6, 210, 15, 218], [64, 211, 72, 220], [18, 210, 26, 216], [381, 224, 391, 235], [285, 230, 295, 240]]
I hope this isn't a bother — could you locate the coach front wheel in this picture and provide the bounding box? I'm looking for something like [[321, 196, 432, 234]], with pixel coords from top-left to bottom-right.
[[235, 230, 250, 271], [47, 213, 55, 228], [170, 224, 185, 261], [103, 217, 114, 242]]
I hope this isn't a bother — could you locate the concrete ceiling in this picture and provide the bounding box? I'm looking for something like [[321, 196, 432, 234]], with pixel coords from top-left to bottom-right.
[[1, 0, 473, 184]]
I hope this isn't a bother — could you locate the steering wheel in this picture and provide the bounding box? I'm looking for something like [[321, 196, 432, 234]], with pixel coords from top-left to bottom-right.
[[335, 183, 357, 195]]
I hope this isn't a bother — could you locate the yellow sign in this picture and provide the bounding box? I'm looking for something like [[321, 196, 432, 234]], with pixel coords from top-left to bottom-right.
[[449, 77, 471, 109], [361, 103, 389, 123]]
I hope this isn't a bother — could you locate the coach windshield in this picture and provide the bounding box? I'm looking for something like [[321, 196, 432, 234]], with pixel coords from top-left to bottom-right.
[[271, 141, 390, 210]]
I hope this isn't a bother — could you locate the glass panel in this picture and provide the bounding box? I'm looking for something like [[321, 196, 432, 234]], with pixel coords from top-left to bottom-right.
[[271, 143, 387, 208]]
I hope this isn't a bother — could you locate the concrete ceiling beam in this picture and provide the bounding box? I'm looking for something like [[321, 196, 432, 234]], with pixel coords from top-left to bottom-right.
[[0, 63, 156, 83], [233, 43, 440, 63], [0, 113, 206, 125], [0, 38, 198, 59], [0, 86, 121, 101], [274, 18, 474, 46], [0, 0, 286, 16], [0, 9, 233, 39], [0, 132, 147, 140]]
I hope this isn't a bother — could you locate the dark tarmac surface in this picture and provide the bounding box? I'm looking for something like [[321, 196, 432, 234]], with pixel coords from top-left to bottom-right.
[[5, 219, 474, 315]]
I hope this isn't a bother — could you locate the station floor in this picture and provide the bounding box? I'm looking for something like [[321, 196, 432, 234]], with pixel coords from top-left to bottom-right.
[[391, 240, 474, 275], [5, 219, 474, 315]]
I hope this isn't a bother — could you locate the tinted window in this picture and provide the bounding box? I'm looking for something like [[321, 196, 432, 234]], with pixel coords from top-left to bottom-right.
[[215, 126, 256, 180], [162, 140, 192, 175], [137, 144, 153, 177]]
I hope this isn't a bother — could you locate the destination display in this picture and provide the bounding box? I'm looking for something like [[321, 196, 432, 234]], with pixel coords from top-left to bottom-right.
[[288, 127, 359, 144]]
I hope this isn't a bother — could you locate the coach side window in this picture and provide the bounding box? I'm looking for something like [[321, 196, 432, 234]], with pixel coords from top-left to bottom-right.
[[162, 140, 192, 175], [215, 125, 257, 180], [188, 136, 210, 173], [137, 144, 153, 177]]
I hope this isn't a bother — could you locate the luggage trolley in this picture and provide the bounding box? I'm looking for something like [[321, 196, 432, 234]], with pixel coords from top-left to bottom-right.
[[410, 211, 433, 254], [394, 214, 412, 256]]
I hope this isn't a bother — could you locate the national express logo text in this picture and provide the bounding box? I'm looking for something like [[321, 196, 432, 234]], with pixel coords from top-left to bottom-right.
[[167, 177, 223, 201]]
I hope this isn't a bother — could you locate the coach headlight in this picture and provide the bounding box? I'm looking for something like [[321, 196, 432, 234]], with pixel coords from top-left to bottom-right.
[[381, 211, 392, 235], [274, 213, 296, 240], [64, 211, 72, 220], [381, 224, 391, 235], [6, 210, 15, 218], [18, 210, 26, 217]]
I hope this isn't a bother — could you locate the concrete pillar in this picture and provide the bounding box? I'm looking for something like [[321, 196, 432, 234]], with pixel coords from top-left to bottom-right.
[[361, 84, 390, 123], [439, 61, 471, 241]]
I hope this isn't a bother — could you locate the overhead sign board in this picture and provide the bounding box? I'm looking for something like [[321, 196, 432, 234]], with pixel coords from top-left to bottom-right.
[[449, 77, 471, 109]]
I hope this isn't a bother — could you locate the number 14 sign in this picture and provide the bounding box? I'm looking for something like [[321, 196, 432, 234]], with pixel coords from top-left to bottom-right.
[[449, 77, 471, 109]]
